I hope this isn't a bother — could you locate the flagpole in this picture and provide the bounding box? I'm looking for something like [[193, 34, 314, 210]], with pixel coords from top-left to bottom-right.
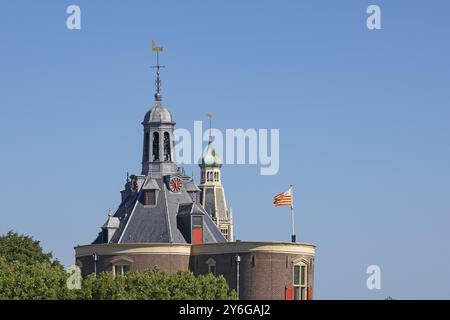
[[291, 185, 296, 243]]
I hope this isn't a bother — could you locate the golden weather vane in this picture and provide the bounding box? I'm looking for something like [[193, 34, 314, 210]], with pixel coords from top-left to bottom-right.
[[151, 40, 165, 100], [152, 40, 163, 52]]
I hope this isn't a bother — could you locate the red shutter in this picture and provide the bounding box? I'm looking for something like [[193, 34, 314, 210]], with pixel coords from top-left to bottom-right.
[[192, 227, 203, 244], [285, 285, 293, 300], [307, 287, 313, 300]]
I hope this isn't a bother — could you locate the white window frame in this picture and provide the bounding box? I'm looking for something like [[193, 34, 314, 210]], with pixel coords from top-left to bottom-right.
[[111, 257, 133, 277], [293, 261, 308, 300]]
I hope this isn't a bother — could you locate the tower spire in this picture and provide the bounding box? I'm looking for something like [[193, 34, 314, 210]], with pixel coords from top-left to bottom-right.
[[207, 113, 213, 143], [151, 40, 165, 101]]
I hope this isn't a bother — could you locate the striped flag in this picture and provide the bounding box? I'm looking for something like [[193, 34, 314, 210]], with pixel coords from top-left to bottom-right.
[[273, 187, 293, 207]]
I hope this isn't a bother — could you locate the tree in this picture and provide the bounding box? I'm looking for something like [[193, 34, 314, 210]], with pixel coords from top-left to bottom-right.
[[0, 231, 73, 300], [0, 231, 236, 300], [77, 267, 237, 300], [0, 256, 74, 300], [0, 231, 57, 266]]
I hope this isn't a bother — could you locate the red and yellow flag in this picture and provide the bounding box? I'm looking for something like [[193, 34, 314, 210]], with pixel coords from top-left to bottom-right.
[[273, 187, 293, 207]]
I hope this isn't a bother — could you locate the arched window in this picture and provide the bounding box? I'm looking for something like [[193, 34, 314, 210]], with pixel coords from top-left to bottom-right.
[[152, 132, 160, 161], [164, 132, 171, 161], [143, 131, 150, 162]]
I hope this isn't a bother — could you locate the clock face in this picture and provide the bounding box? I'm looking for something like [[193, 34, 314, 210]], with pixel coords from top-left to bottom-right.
[[169, 177, 182, 193]]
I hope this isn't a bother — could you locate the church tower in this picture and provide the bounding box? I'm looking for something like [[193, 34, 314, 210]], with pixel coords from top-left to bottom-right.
[[92, 43, 226, 245], [141, 53, 177, 177], [198, 140, 234, 241]]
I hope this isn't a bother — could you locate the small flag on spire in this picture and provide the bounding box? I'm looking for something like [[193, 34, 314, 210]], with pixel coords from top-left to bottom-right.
[[152, 40, 163, 52], [273, 186, 293, 207]]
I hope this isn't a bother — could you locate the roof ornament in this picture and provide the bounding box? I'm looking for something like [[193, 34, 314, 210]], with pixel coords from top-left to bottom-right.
[[151, 40, 165, 101], [206, 113, 213, 143]]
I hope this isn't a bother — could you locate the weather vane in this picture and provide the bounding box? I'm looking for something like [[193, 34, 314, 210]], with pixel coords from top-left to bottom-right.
[[151, 40, 165, 100]]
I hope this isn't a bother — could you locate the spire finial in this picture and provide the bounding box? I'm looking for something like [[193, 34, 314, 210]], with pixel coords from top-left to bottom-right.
[[151, 40, 165, 101], [206, 113, 213, 143]]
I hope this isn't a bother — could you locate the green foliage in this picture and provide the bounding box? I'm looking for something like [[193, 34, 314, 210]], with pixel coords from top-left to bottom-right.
[[77, 267, 237, 300], [0, 231, 58, 266], [0, 231, 236, 300], [0, 256, 74, 300]]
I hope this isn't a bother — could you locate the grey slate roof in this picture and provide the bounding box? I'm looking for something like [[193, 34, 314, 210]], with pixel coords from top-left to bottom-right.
[[184, 179, 201, 192], [93, 174, 226, 244]]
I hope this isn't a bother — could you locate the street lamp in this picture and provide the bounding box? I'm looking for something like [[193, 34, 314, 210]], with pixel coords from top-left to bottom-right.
[[92, 252, 99, 276]]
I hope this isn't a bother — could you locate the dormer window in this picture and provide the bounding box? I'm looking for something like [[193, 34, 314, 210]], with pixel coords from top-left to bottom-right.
[[192, 216, 203, 244], [141, 190, 156, 206]]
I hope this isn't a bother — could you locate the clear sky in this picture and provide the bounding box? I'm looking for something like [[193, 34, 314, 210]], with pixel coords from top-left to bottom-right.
[[1, 0, 449, 299]]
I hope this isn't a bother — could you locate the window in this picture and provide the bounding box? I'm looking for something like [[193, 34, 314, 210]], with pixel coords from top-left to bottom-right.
[[209, 265, 216, 274], [152, 132, 160, 161], [114, 264, 131, 276], [205, 258, 216, 275], [192, 216, 203, 228], [293, 263, 307, 300], [221, 228, 228, 240], [163, 132, 171, 161], [143, 131, 150, 162], [141, 190, 156, 206], [192, 216, 203, 245], [189, 191, 197, 203]]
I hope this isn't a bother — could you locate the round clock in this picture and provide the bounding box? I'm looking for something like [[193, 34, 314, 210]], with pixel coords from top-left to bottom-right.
[[169, 177, 182, 193]]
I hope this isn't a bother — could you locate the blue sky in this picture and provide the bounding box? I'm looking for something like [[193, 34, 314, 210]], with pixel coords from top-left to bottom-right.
[[1, 0, 449, 299]]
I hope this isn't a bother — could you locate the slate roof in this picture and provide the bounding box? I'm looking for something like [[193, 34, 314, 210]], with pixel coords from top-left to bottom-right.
[[93, 175, 226, 244]]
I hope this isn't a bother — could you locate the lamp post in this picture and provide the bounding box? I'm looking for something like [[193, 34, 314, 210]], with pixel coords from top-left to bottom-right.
[[92, 252, 98, 276], [236, 254, 241, 299]]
